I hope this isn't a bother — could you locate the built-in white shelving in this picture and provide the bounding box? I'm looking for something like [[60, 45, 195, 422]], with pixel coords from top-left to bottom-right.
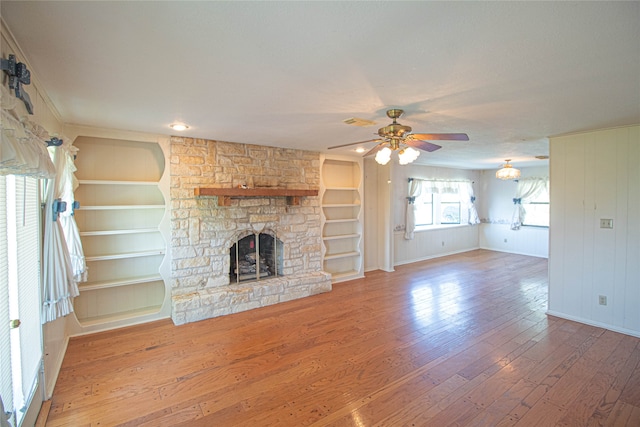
[[71, 136, 169, 331], [320, 155, 364, 283], [85, 250, 166, 262], [78, 179, 158, 186], [323, 233, 360, 241], [80, 205, 165, 210], [79, 274, 163, 291], [80, 228, 159, 236]]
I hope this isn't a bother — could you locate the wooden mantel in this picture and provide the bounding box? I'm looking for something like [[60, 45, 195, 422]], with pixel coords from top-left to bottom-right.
[[194, 187, 319, 206]]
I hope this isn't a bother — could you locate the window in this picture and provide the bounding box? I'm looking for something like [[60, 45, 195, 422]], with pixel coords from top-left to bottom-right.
[[415, 192, 462, 226], [414, 193, 433, 226], [440, 193, 461, 224], [405, 179, 479, 240], [523, 188, 549, 227], [511, 177, 549, 230]]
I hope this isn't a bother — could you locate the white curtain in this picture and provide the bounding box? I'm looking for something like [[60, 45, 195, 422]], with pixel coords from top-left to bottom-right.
[[41, 146, 81, 323], [459, 181, 480, 225], [1, 86, 55, 179], [57, 143, 87, 283], [404, 178, 422, 240], [511, 177, 548, 230], [404, 178, 478, 240]]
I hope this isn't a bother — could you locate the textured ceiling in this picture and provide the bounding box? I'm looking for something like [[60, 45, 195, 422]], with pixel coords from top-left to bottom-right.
[[2, 1, 639, 169]]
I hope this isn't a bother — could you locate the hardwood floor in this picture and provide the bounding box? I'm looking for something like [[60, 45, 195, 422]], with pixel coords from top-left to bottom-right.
[[44, 250, 640, 426]]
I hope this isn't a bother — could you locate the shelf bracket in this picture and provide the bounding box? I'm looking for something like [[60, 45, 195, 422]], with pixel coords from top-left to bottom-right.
[[218, 196, 232, 206]]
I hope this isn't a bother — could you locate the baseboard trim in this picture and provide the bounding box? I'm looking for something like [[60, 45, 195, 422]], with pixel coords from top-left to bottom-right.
[[546, 310, 640, 339], [394, 247, 480, 267], [45, 335, 69, 399], [479, 246, 548, 259]]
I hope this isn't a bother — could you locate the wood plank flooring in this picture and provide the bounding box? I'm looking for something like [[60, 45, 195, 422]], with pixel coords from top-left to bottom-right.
[[44, 250, 640, 426]]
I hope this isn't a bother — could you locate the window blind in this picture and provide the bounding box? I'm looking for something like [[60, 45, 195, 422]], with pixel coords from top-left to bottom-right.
[[2, 175, 43, 424], [13, 176, 42, 410], [0, 176, 16, 426]]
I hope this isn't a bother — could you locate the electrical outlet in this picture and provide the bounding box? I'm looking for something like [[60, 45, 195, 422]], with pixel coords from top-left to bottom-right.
[[598, 295, 607, 306], [504, 238, 508, 243], [441, 241, 445, 246], [600, 219, 613, 229]]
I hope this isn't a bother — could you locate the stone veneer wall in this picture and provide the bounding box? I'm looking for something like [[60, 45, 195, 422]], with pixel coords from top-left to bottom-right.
[[170, 136, 331, 325]]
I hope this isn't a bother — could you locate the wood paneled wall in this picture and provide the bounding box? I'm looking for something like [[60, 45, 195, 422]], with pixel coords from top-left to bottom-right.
[[549, 125, 640, 336], [480, 223, 549, 258], [394, 225, 479, 266]]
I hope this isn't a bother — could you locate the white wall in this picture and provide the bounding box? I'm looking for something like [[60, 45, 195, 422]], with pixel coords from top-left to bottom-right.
[[548, 125, 640, 337], [394, 225, 480, 265], [477, 166, 549, 258], [363, 158, 379, 271], [363, 157, 401, 273]]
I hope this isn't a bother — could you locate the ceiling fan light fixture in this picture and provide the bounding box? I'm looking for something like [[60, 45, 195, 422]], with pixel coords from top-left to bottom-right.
[[496, 159, 521, 180], [375, 146, 392, 165], [398, 146, 420, 165]]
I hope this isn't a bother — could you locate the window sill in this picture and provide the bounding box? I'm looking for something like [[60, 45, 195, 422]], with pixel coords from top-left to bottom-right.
[[395, 223, 476, 235]]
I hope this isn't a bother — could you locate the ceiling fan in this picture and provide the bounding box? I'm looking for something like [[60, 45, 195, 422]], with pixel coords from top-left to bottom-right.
[[329, 109, 469, 165]]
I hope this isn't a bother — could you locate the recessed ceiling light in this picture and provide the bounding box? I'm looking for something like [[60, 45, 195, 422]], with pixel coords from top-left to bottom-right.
[[170, 123, 189, 131], [355, 147, 366, 153]]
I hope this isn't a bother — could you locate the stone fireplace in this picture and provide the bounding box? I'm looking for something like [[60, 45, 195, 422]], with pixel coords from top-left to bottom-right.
[[170, 137, 331, 325]]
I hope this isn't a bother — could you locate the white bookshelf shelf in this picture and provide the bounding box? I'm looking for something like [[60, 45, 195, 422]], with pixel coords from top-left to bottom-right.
[[324, 218, 358, 224], [80, 274, 163, 291], [330, 270, 361, 281], [323, 233, 360, 241], [85, 250, 165, 262], [80, 205, 165, 210], [80, 228, 158, 236], [78, 180, 158, 186], [322, 203, 361, 208], [324, 251, 360, 261], [77, 305, 163, 328]]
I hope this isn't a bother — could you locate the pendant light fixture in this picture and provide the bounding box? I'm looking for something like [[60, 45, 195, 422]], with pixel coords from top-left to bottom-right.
[[495, 159, 521, 180]]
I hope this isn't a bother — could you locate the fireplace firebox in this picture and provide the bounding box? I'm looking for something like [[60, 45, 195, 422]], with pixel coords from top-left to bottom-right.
[[229, 232, 283, 283]]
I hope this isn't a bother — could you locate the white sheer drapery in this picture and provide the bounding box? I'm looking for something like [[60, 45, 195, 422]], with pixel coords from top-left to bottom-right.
[[1, 86, 55, 179], [42, 146, 81, 323], [459, 181, 480, 225], [511, 177, 548, 230], [404, 178, 423, 240], [58, 142, 87, 283], [404, 178, 478, 240]]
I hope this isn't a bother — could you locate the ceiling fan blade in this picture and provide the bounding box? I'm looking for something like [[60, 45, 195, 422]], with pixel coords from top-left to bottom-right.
[[327, 139, 382, 150], [405, 139, 442, 152], [409, 133, 469, 141], [363, 142, 387, 157]]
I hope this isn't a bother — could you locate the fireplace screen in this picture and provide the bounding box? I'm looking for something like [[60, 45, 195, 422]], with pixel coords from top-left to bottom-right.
[[230, 233, 283, 283]]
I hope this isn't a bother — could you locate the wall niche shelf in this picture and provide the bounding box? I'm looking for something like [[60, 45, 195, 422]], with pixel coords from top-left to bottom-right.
[[320, 155, 364, 283], [194, 187, 318, 206], [71, 136, 170, 333]]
